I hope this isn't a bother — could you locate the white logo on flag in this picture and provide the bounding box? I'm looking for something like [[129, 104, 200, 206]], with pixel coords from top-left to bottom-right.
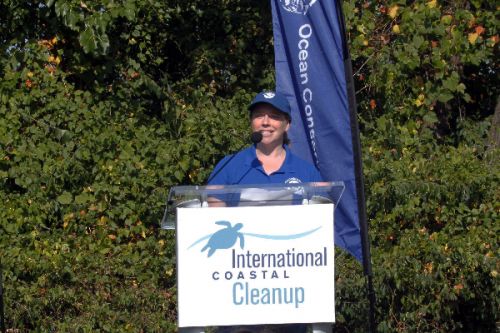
[[280, 0, 318, 15], [263, 92, 276, 99]]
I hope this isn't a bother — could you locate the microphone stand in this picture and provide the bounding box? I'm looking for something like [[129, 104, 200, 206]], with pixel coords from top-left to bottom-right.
[[206, 132, 262, 184]]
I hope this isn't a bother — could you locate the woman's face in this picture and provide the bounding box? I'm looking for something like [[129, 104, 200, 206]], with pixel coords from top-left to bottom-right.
[[250, 104, 290, 146]]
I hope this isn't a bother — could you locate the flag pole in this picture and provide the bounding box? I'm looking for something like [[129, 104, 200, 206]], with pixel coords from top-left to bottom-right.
[[335, 2, 376, 332]]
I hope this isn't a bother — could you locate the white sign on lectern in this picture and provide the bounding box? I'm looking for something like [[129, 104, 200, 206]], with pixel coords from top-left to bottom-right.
[[176, 204, 335, 327]]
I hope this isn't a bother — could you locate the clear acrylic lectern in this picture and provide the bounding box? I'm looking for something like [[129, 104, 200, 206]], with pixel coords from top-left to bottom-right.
[[161, 182, 345, 333]]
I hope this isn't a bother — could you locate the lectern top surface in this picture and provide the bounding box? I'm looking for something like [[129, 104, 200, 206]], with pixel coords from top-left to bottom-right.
[[161, 182, 345, 230]]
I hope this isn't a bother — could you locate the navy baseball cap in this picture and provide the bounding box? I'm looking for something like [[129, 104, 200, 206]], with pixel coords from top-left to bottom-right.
[[248, 91, 292, 120]]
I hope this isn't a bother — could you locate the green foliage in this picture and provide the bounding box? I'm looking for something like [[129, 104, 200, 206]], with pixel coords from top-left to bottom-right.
[[0, 33, 250, 330], [345, 0, 498, 141], [363, 142, 498, 332], [341, 2, 499, 328], [0, 0, 498, 332]]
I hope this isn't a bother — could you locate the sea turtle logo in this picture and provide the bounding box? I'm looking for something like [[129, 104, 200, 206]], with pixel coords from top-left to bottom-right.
[[189, 220, 322, 257], [280, 0, 318, 15], [201, 221, 245, 257]]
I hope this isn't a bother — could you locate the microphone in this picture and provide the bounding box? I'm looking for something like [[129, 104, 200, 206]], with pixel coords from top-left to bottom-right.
[[251, 131, 263, 144], [207, 132, 261, 184]]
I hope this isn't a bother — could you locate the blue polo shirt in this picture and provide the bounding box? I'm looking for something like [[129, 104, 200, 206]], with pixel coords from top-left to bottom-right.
[[209, 145, 316, 332], [208, 145, 322, 185]]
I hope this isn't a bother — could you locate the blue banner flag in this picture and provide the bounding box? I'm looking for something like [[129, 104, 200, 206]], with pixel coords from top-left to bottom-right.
[[271, 0, 365, 261]]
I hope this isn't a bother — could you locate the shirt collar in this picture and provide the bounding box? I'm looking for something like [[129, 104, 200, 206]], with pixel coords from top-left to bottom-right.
[[244, 144, 295, 174]]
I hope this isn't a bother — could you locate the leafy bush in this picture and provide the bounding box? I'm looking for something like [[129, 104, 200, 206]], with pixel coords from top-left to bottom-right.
[[0, 0, 498, 332]]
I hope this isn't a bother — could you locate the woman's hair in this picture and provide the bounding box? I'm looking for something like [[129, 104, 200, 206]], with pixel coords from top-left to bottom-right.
[[283, 131, 291, 145], [283, 113, 291, 145]]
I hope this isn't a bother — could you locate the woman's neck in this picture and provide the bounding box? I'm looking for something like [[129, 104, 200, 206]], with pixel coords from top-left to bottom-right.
[[256, 142, 285, 157], [256, 143, 286, 175]]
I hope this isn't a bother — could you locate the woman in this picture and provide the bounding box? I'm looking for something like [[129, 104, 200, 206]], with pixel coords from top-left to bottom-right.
[[208, 91, 323, 333], [208, 91, 322, 186]]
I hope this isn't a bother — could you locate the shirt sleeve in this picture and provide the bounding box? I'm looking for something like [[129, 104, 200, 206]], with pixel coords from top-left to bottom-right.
[[207, 154, 233, 185]]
